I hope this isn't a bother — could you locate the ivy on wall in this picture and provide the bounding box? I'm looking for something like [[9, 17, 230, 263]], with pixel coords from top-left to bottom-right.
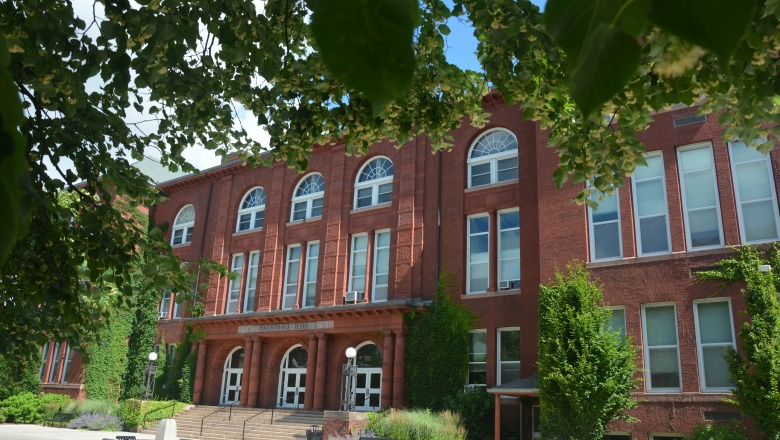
[[405, 272, 476, 410], [156, 324, 200, 402], [0, 353, 39, 401], [83, 308, 133, 401]]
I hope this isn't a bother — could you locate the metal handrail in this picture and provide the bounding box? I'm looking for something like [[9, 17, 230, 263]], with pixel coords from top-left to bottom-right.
[[141, 401, 177, 430], [240, 392, 301, 440], [200, 403, 236, 436]]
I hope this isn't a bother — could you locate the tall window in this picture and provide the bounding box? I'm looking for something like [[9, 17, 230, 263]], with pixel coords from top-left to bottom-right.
[[171, 205, 195, 245], [48, 343, 61, 383], [632, 152, 671, 255], [729, 141, 780, 243], [355, 157, 393, 208], [678, 143, 723, 250], [38, 343, 49, 379], [694, 300, 736, 392], [468, 330, 487, 386], [291, 174, 325, 221], [166, 344, 176, 367], [467, 129, 519, 188], [243, 251, 260, 313], [498, 210, 520, 289], [372, 230, 391, 302], [302, 242, 319, 308], [60, 345, 72, 384], [588, 188, 622, 261], [349, 234, 369, 295], [283, 245, 301, 309], [642, 303, 682, 392], [225, 254, 244, 314], [171, 293, 182, 319], [467, 215, 490, 294], [236, 187, 266, 232], [497, 328, 520, 385], [159, 290, 172, 319]]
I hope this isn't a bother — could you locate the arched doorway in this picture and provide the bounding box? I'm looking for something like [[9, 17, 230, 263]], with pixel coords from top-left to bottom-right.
[[354, 342, 382, 411], [277, 345, 308, 408], [220, 347, 244, 405]]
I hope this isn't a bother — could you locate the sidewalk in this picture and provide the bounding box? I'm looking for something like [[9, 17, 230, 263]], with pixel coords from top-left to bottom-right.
[[0, 424, 156, 440]]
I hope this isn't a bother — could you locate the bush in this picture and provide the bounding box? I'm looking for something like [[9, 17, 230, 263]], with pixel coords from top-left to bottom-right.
[[118, 399, 185, 431], [66, 413, 123, 431], [444, 388, 494, 440], [64, 399, 118, 416], [688, 423, 747, 440], [368, 409, 466, 440], [0, 392, 71, 424]]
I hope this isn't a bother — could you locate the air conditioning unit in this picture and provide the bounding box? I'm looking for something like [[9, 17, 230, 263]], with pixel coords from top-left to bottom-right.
[[343, 291, 362, 304], [158, 311, 168, 319], [499, 280, 521, 291]]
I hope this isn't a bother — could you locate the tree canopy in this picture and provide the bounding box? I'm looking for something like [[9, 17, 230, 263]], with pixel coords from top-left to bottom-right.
[[0, 0, 777, 364]]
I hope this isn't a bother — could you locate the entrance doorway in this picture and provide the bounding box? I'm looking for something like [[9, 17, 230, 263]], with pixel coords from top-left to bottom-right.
[[353, 343, 382, 411], [220, 347, 244, 405], [278, 345, 308, 408]]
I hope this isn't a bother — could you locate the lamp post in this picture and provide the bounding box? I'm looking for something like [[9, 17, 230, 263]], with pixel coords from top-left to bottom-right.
[[144, 351, 158, 400], [340, 347, 357, 411]]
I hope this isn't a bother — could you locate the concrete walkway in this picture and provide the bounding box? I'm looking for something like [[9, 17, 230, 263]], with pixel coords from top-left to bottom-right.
[[0, 424, 156, 440]]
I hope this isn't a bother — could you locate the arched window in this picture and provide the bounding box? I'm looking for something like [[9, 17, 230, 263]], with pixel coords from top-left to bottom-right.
[[172, 205, 195, 245], [236, 187, 266, 232], [467, 129, 519, 188], [354, 157, 393, 209], [291, 174, 325, 221], [220, 347, 244, 405]]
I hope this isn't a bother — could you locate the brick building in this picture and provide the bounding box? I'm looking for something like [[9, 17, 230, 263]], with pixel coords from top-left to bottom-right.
[[39, 95, 778, 439]]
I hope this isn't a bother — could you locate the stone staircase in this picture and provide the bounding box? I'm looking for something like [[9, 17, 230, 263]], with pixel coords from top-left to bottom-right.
[[140, 405, 324, 440]]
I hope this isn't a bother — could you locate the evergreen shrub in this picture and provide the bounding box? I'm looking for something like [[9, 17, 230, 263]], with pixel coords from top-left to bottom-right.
[[688, 422, 747, 440], [444, 387, 494, 440]]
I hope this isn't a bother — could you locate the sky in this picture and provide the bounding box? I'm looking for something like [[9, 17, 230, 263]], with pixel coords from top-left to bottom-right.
[[66, 0, 547, 173]]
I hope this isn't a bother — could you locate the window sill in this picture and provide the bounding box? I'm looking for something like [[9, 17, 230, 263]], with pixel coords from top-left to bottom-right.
[[464, 178, 519, 194], [171, 242, 192, 249], [462, 288, 521, 299], [286, 217, 322, 227], [586, 247, 734, 269], [350, 202, 392, 214], [233, 227, 263, 237]]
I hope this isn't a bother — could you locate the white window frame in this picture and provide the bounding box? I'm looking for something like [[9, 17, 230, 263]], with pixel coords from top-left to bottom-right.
[[467, 213, 490, 294], [497, 327, 520, 385], [588, 187, 623, 261], [283, 245, 301, 310], [171, 204, 195, 246], [48, 343, 61, 383], [354, 156, 394, 209], [171, 292, 182, 319], [641, 302, 683, 393], [348, 233, 369, 295], [467, 128, 519, 188], [243, 251, 260, 313], [38, 343, 49, 379], [631, 151, 672, 256], [677, 142, 724, 250], [225, 253, 244, 314], [607, 306, 627, 339], [467, 329, 487, 387], [498, 209, 521, 287], [728, 141, 780, 244], [291, 173, 325, 222], [372, 230, 391, 302], [693, 298, 736, 393], [302, 242, 319, 308], [236, 187, 266, 233], [60, 345, 72, 384]]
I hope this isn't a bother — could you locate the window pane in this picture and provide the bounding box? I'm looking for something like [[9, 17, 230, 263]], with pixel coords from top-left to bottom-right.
[[500, 230, 520, 259], [593, 223, 621, 259], [378, 183, 393, 203], [608, 309, 626, 339], [697, 302, 733, 344], [680, 147, 713, 172], [357, 187, 373, 208], [469, 216, 490, 234], [649, 347, 681, 388], [311, 198, 324, 217], [591, 192, 618, 221], [743, 201, 779, 242], [636, 180, 667, 217], [645, 306, 677, 346], [497, 157, 519, 182], [639, 216, 670, 254], [470, 163, 491, 187], [735, 162, 772, 201], [501, 363, 521, 383], [469, 332, 486, 361], [689, 208, 721, 247], [683, 171, 717, 209], [500, 331, 520, 361], [470, 263, 489, 292], [634, 155, 664, 180], [500, 211, 520, 229], [730, 140, 765, 163], [702, 346, 732, 388], [469, 235, 489, 260], [293, 202, 307, 220], [238, 214, 251, 231], [377, 231, 391, 247], [254, 211, 264, 229]]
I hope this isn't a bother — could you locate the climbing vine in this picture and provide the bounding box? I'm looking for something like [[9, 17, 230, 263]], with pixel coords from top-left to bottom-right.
[[83, 306, 133, 401], [405, 271, 476, 411]]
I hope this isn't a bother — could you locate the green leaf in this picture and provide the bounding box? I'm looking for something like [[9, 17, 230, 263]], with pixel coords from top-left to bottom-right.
[[570, 24, 641, 116], [545, 0, 650, 67], [650, 0, 758, 63], [308, 0, 418, 113], [765, 0, 780, 17]]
